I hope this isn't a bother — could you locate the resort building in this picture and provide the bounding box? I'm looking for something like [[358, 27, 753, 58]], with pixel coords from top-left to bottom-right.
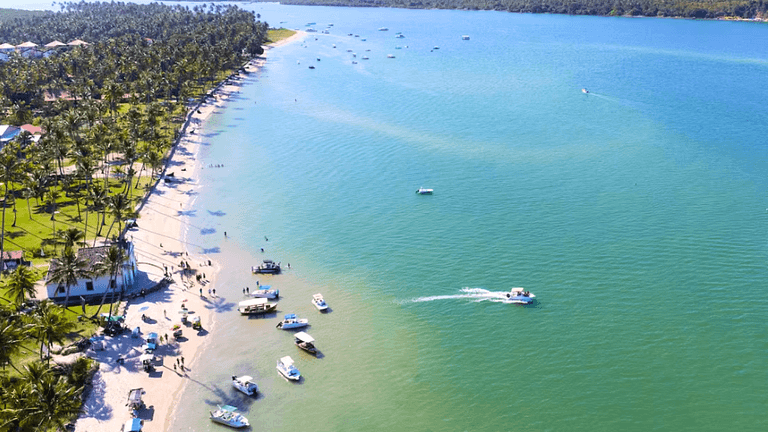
[[45, 242, 138, 305]]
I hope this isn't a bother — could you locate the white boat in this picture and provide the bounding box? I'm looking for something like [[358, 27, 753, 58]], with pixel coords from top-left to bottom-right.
[[277, 356, 301, 380], [416, 187, 433, 195], [387, 54, 395, 58], [396, 34, 405, 38], [332, 44, 336, 48], [462, 35, 470, 40], [232, 375, 258, 396], [505, 288, 536, 304], [378, 27, 388, 31], [252, 259, 281, 274], [582, 88, 589, 94], [210, 405, 249, 428], [238, 298, 277, 315], [276, 314, 309, 330], [312, 293, 329, 311], [294, 331, 318, 355], [362, 56, 369, 60], [249, 285, 279, 299]]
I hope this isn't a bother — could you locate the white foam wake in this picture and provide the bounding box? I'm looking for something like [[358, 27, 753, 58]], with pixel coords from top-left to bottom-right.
[[402, 287, 522, 304]]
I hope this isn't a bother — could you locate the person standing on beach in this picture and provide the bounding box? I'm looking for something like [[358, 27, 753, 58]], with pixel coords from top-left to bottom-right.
[[199, 288, 203, 296]]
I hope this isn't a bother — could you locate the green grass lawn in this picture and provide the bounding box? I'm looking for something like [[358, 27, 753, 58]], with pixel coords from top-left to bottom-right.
[[267, 28, 296, 43]]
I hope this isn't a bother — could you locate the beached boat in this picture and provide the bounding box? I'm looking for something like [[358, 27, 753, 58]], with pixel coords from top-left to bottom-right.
[[276, 313, 309, 330], [252, 259, 281, 274], [248, 285, 279, 299], [505, 288, 536, 304], [232, 375, 258, 396], [238, 298, 278, 315], [294, 331, 318, 355], [210, 405, 249, 428], [416, 187, 434, 195], [312, 293, 329, 311], [277, 356, 301, 380]]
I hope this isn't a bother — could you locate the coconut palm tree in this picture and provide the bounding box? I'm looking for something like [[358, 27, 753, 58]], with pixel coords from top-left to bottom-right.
[[0, 265, 38, 309], [22, 364, 81, 430], [56, 228, 85, 250], [103, 193, 135, 242], [0, 143, 23, 272], [47, 248, 90, 310], [91, 245, 126, 318], [27, 300, 75, 364], [0, 316, 24, 373]]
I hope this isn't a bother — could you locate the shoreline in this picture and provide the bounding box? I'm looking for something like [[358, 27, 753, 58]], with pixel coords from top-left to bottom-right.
[[74, 30, 305, 432]]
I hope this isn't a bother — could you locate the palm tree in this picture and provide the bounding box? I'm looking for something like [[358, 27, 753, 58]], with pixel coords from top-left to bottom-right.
[[0, 143, 23, 272], [103, 193, 135, 242], [0, 265, 38, 309], [57, 228, 85, 250], [91, 245, 126, 318], [47, 248, 90, 309], [27, 300, 75, 364], [0, 316, 24, 373], [24, 364, 82, 430]]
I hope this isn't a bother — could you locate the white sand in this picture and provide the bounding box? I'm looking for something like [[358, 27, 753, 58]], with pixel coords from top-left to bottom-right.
[[74, 31, 305, 432]]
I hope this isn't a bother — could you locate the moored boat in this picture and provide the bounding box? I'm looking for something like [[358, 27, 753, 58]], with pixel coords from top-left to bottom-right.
[[378, 27, 388, 31], [238, 298, 277, 315], [582, 88, 589, 94], [210, 405, 249, 428], [276, 314, 309, 329], [416, 187, 433, 195], [387, 54, 395, 58], [462, 35, 470, 40], [505, 288, 536, 304], [248, 285, 279, 299], [232, 375, 258, 396], [294, 331, 318, 355], [252, 259, 281, 274], [277, 356, 301, 380], [312, 293, 329, 311]]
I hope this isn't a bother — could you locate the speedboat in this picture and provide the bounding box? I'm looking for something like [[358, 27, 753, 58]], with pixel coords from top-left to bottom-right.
[[582, 88, 589, 94], [312, 293, 329, 312], [505, 288, 536, 304], [232, 375, 258, 396], [387, 54, 395, 58], [462, 35, 470, 40], [210, 405, 249, 428], [308, 66, 315, 69], [252, 259, 281, 274], [249, 285, 279, 299], [277, 356, 301, 380], [416, 187, 433, 195], [396, 34, 405, 38], [362, 56, 369, 60], [238, 298, 277, 315], [276, 314, 309, 330], [378, 27, 388, 31], [294, 332, 318, 355]]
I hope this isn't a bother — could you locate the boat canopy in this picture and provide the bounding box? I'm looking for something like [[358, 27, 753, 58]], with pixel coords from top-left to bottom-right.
[[510, 288, 525, 294], [284, 314, 296, 320], [279, 356, 294, 366], [139, 354, 153, 362], [239, 298, 268, 307], [313, 293, 324, 300], [236, 375, 253, 382], [259, 285, 272, 290], [220, 405, 238, 412], [295, 332, 315, 343], [263, 259, 274, 264]]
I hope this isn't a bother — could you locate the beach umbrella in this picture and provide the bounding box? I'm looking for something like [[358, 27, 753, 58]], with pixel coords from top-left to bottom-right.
[[16, 41, 37, 48], [45, 40, 66, 48]]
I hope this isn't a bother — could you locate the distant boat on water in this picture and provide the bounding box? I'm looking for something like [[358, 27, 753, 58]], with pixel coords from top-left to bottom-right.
[[582, 88, 589, 94], [462, 35, 470, 40]]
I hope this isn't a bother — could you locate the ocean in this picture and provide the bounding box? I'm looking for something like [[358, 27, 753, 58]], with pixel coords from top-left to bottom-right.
[[16, 2, 768, 431]]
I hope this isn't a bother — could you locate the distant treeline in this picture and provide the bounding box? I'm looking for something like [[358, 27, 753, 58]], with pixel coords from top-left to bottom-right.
[[0, 9, 46, 24], [250, 0, 768, 19]]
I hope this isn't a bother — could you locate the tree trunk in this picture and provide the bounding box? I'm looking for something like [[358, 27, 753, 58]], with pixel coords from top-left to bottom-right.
[[0, 186, 7, 272]]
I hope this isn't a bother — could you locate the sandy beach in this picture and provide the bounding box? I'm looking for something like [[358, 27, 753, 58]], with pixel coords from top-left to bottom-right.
[[74, 31, 304, 432]]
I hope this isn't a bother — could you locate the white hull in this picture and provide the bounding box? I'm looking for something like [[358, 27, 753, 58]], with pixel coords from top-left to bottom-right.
[[277, 320, 308, 330]]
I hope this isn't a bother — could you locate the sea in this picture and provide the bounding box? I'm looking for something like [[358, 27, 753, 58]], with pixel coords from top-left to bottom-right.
[[15, 2, 768, 431]]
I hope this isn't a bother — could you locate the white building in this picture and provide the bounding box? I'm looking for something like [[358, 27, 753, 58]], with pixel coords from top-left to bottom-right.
[[46, 242, 138, 305]]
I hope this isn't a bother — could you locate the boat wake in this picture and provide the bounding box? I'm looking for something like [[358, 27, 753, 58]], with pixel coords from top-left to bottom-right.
[[402, 287, 524, 304]]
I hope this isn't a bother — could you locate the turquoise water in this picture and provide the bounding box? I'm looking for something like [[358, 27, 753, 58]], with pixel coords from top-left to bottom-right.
[[167, 6, 768, 432]]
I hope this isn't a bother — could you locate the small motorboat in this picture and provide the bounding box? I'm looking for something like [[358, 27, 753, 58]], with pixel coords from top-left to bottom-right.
[[582, 88, 589, 94], [396, 34, 405, 38], [352, 61, 358, 64], [312, 293, 329, 312], [462, 35, 470, 40], [362, 56, 369, 60], [316, 57, 321, 61], [308, 66, 315, 69], [276, 313, 309, 330], [378, 27, 388, 31], [387, 54, 395, 58], [294, 331, 318, 355], [416, 187, 434, 195], [252, 259, 281, 274], [249, 285, 279, 299], [332, 44, 336, 48], [210, 405, 249, 428], [433, 46, 440, 49], [232, 375, 258, 396], [277, 356, 301, 381], [505, 288, 536, 304], [238, 298, 278, 315]]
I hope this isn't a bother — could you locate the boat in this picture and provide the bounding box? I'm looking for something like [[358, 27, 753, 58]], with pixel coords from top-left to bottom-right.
[[306, 28, 317, 33], [433, 46, 440, 49], [210, 405, 249, 428], [396, 34, 405, 38], [308, 66, 315, 69], [387, 54, 395, 58], [294, 331, 318, 355], [332, 44, 336, 48], [232, 375, 258, 396], [582, 88, 589, 94], [276, 313, 309, 330], [316, 57, 321, 61], [352, 61, 358, 64], [252, 259, 281, 274], [238, 298, 278, 315], [416, 187, 434, 195], [277, 356, 301, 380], [312, 293, 329, 311], [248, 285, 279, 299], [362, 56, 369, 60], [378, 27, 388, 31], [306, 22, 316, 26], [322, 29, 329, 34], [505, 288, 536, 304], [395, 46, 402, 49], [462, 35, 470, 40]]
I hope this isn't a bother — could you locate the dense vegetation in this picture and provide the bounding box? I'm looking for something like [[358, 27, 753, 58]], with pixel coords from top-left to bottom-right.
[[0, 2, 269, 429], [253, 0, 768, 19], [0, 9, 47, 24]]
